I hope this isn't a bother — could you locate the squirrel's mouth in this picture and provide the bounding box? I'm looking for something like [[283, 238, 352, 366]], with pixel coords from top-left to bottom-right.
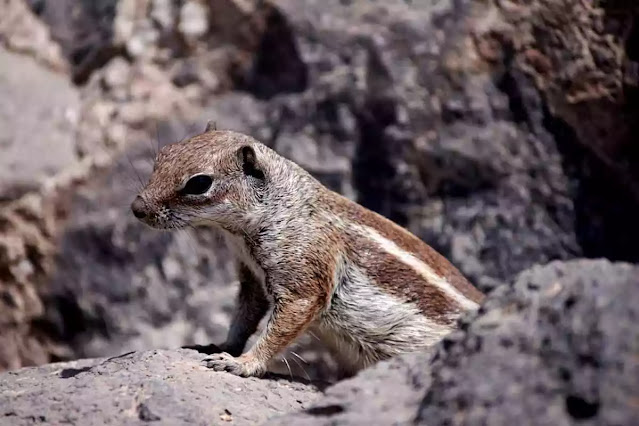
[[133, 211, 191, 231], [131, 198, 194, 231]]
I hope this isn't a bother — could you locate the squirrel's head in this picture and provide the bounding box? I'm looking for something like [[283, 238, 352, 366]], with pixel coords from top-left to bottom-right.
[[131, 129, 267, 232]]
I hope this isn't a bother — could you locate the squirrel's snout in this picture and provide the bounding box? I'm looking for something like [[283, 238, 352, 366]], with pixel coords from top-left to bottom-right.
[[131, 196, 148, 219]]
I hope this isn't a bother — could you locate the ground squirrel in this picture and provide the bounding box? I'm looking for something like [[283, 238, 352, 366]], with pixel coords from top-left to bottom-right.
[[131, 127, 484, 378]]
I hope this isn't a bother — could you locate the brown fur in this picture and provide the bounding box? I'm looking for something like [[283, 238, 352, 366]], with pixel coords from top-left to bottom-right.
[[324, 192, 484, 305], [343, 229, 458, 325]]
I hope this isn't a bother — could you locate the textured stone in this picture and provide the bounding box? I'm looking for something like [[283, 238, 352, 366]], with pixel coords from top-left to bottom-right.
[[418, 259, 639, 425], [0, 0, 67, 71], [0, 45, 83, 371], [0, 157, 99, 371], [0, 47, 79, 200], [270, 260, 639, 425], [0, 349, 320, 426], [179, 0, 209, 43], [25, 0, 119, 83], [477, 0, 639, 265], [266, 351, 434, 426]]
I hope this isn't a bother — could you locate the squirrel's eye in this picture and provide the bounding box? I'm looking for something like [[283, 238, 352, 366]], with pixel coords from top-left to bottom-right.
[[180, 175, 213, 195]]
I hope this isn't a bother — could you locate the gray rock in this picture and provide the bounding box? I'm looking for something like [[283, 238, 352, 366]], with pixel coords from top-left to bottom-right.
[[269, 259, 639, 425], [418, 259, 639, 426], [0, 0, 67, 70], [178, 0, 209, 43], [0, 349, 320, 426], [0, 47, 78, 200], [265, 351, 434, 426], [0, 46, 82, 371], [25, 0, 119, 84]]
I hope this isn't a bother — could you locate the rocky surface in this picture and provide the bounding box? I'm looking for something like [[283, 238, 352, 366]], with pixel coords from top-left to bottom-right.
[[0, 349, 320, 426], [481, 0, 639, 264], [0, 39, 87, 371], [0, 153, 99, 371], [272, 259, 639, 425], [418, 259, 639, 425], [0, 0, 68, 71], [267, 351, 436, 426], [2, 259, 636, 425], [0, 47, 78, 200]]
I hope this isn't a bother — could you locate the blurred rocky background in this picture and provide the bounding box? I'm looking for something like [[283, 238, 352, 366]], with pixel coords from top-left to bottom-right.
[[0, 0, 638, 421]]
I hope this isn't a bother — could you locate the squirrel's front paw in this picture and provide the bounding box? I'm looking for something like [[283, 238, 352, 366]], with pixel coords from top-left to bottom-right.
[[203, 352, 266, 377]]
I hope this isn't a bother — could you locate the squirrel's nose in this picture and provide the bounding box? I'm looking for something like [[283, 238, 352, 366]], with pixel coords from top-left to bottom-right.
[[131, 196, 147, 219]]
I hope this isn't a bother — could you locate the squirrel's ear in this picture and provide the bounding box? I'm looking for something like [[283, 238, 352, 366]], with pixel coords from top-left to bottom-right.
[[238, 145, 265, 180], [204, 120, 217, 132]]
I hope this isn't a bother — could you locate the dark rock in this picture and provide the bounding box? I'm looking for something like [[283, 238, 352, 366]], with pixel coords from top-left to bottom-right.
[[418, 259, 639, 425], [269, 259, 639, 425], [0, 349, 320, 426], [234, 3, 309, 99], [26, 0, 120, 84], [485, 0, 639, 266]]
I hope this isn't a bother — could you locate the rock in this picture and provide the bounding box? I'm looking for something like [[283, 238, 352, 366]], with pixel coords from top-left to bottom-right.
[[102, 56, 129, 91], [489, 0, 639, 203], [0, 156, 100, 371], [474, 0, 639, 270], [178, 0, 209, 43], [265, 351, 435, 426], [0, 46, 83, 371], [0, 0, 67, 71], [0, 349, 320, 426], [5, 258, 638, 424], [418, 259, 639, 425], [150, 0, 176, 33], [25, 0, 120, 84], [0, 47, 79, 201], [270, 259, 639, 425]]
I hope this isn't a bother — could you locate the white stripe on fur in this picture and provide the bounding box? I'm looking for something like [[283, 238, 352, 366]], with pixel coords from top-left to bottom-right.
[[353, 224, 479, 311]]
